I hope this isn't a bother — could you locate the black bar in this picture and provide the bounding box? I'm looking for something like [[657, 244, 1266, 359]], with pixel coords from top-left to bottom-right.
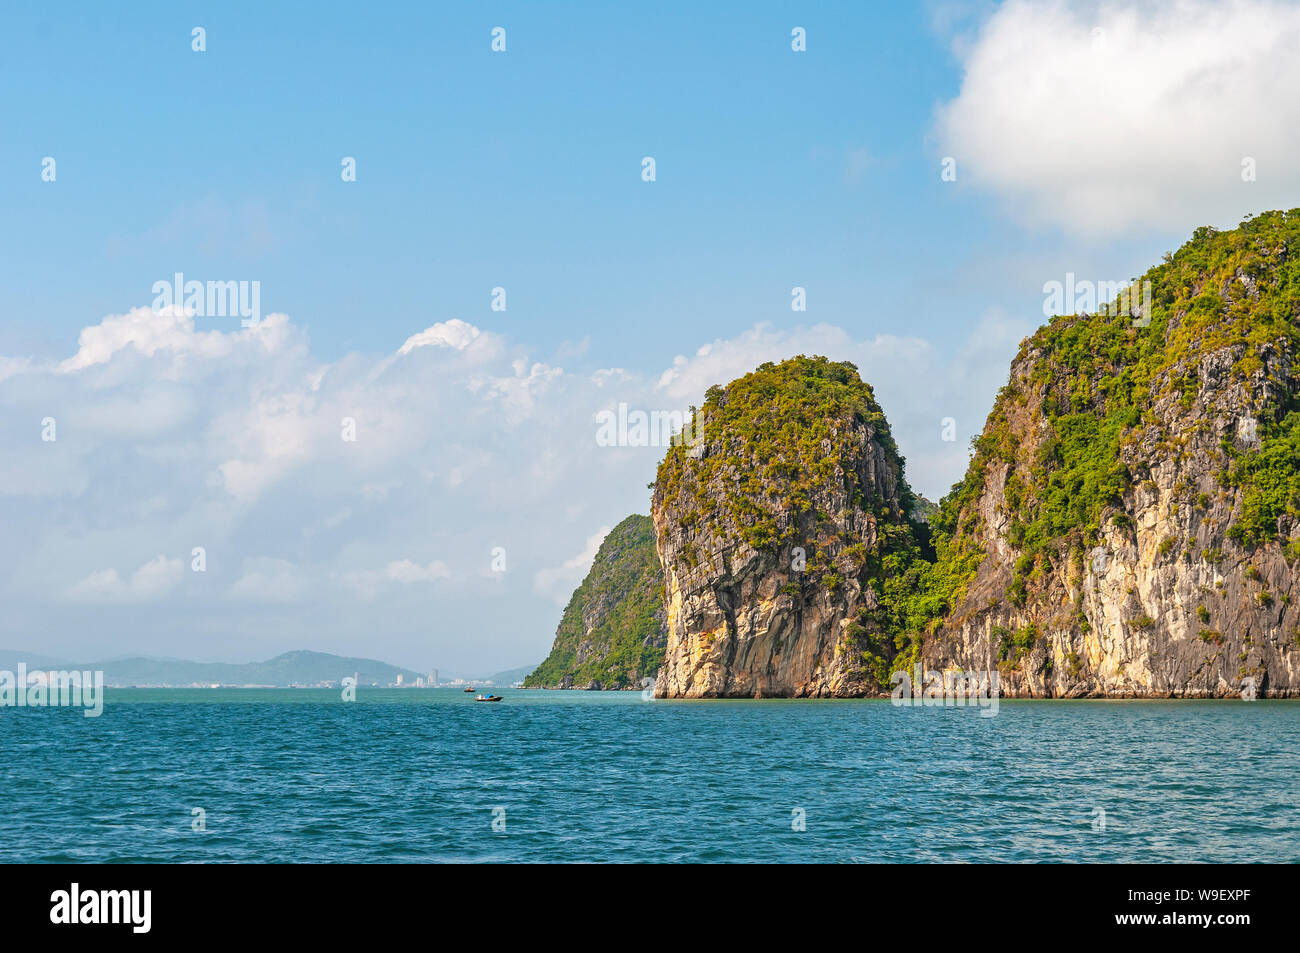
[[2, 863, 1280, 939]]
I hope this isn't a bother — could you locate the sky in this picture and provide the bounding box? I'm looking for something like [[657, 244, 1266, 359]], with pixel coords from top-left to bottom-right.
[[3, 0, 1299, 675]]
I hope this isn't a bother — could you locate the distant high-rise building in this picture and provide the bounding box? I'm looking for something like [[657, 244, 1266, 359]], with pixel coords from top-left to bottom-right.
[[396, 674, 403, 686], [430, 669, 439, 688]]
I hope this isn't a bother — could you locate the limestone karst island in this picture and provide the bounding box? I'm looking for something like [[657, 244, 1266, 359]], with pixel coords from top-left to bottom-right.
[[528, 210, 1300, 698]]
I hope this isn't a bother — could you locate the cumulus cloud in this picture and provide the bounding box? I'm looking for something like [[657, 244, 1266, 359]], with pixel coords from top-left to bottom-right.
[[340, 559, 453, 600], [533, 526, 610, 606], [656, 324, 932, 403], [58, 305, 296, 373], [384, 559, 453, 584], [935, 0, 1300, 236], [0, 300, 1026, 669], [398, 318, 482, 355], [230, 558, 312, 603], [472, 359, 565, 422], [67, 556, 184, 603], [59, 305, 228, 371]]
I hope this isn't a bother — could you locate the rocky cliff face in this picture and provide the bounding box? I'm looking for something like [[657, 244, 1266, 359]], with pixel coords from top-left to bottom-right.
[[524, 515, 667, 690], [646, 211, 1300, 699], [652, 357, 929, 697], [923, 212, 1300, 696]]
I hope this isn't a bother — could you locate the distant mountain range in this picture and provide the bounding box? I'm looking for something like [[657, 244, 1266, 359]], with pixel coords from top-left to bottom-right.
[[0, 649, 530, 688], [482, 664, 541, 686]]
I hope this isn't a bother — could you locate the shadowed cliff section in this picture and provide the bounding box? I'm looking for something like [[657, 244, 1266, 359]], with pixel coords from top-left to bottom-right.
[[524, 515, 667, 690]]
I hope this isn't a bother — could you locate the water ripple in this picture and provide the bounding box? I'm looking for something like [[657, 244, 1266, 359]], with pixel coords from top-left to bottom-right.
[[1, 690, 1297, 862]]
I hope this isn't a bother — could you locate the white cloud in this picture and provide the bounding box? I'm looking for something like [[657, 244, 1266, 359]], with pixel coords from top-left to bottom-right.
[[230, 558, 312, 603], [935, 0, 1300, 236], [656, 323, 932, 403], [398, 319, 481, 354], [59, 306, 228, 372], [57, 305, 297, 374], [0, 356, 32, 382], [533, 527, 610, 606], [340, 559, 452, 600], [384, 559, 452, 584], [2, 300, 1026, 668], [67, 556, 184, 603], [215, 391, 321, 501]]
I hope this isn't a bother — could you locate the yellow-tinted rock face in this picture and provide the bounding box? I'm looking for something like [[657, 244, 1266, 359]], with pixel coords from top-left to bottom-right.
[[923, 260, 1300, 698], [653, 213, 1300, 698], [652, 357, 926, 698]]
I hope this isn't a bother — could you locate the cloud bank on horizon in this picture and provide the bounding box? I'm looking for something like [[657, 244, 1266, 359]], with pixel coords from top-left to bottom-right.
[[0, 301, 1027, 671]]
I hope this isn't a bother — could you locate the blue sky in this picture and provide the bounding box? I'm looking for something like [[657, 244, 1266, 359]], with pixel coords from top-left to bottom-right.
[[3, 0, 1298, 674], [3, 1, 1125, 363]]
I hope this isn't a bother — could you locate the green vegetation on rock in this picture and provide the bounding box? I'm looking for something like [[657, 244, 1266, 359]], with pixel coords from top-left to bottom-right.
[[926, 209, 1300, 615], [656, 355, 919, 552], [647, 210, 1300, 688], [655, 356, 935, 687], [524, 514, 666, 689]]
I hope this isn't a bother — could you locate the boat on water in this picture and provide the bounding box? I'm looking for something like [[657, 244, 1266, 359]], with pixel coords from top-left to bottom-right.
[[463, 687, 475, 692], [475, 694, 503, 702]]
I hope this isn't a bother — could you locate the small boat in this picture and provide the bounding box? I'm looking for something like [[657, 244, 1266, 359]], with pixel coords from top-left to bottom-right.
[[475, 694, 503, 702], [463, 687, 475, 692]]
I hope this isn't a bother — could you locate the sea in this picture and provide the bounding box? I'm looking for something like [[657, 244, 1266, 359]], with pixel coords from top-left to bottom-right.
[[2, 688, 1296, 862]]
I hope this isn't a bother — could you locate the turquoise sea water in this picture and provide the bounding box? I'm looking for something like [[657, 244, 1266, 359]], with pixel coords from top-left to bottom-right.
[[2, 688, 1296, 863]]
